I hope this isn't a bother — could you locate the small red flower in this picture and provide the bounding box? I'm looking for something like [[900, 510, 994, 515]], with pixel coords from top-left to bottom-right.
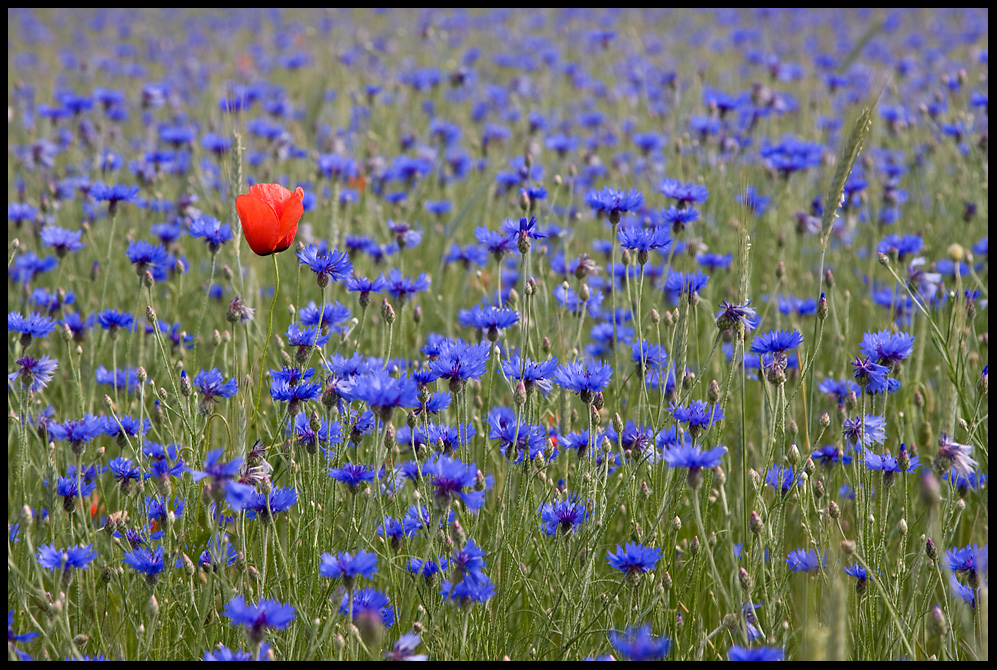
[[236, 183, 304, 256]]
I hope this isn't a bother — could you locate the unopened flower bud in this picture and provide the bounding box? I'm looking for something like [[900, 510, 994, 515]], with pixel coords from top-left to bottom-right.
[[749, 511, 763, 535], [827, 499, 840, 520], [146, 306, 157, 324], [897, 518, 908, 537], [841, 539, 856, 558], [817, 292, 828, 320], [786, 443, 800, 466], [925, 538, 937, 561], [708, 379, 720, 404], [818, 412, 830, 428], [514, 381, 527, 406], [381, 299, 395, 325]]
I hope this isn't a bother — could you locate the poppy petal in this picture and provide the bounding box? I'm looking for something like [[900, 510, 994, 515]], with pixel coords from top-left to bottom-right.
[[237, 194, 280, 255]]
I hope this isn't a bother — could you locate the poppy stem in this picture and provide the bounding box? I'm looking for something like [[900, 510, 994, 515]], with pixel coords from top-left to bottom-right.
[[252, 254, 280, 428]]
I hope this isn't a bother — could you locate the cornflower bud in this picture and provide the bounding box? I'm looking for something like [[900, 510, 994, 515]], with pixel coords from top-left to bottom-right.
[[738, 567, 753, 594], [381, 299, 395, 325], [749, 511, 764, 535]]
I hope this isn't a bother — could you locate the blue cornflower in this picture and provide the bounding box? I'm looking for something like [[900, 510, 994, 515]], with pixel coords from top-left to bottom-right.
[[90, 181, 139, 213], [555, 359, 613, 403], [187, 448, 246, 498], [616, 225, 672, 260], [501, 355, 559, 397], [659, 178, 708, 208], [937, 432, 978, 478], [9, 354, 58, 392], [384, 268, 430, 303], [346, 369, 420, 421], [193, 368, 238, 409], [60, 312, 88, 341], [774, 294, 817, 316], [427, 338, 490, 392], [608, 625, 671, 661], [8, 202, 38, 225], [859, 329, 914, 367], [286, 322, 331, 359], [487, 406, 547, 463], [37, 543, 97, 574], [662, 268, 710, 304], [122, 546, 165, 585], [424, 200, 452, 216], [585, 186, 645, 223], [786, 548, 824, 573], [661, 204, 700, 232], [728, 645, 785, 661], [40, 226, 86, 256], [444, 243, 488, 270], [865, 450, 920, 475], [125, 240, 170, 280], [943, 543, 988, 577], [765, 464, 801, 494], [716, 300, 758, 333], [319, 549, 379, 588], [949, 574, 979, 608], [818, 377, 859, 406], [538, 494, 590, 536], [459, 305, 519, 340], [8, 312, 56, 345], [107, 457, 141, 491], [9, 252, 58, 284], [223, 596, 296, 644], [292, 411, 341, 455], [385, 631, 428, 661], [607, 542, 661, 584], [296, 245, 353, 288], [244, 486, 297, 523], [697, 252, 733, 270], [328, 463, 376, 491], [877, 234, 923, 261], [662, 443, 727, 473], [270, 366, 322, 415], [476, 226, 520, 259], [851, 356, 893, 394], [345, 274, 387, 309], [407, 556, 449, 579], [810, 445, 851, 466], [195, 534, 240, 570], [750, 329, 803, 354], [843, 563, 867, 584], [188, 216, 232, 254], [440, 572, 495, 607], [8, 610, 39, 661], [670, 400, 724, 438], [501, 215, 547, 252], [95, 309, 134, 336], [842, 414, 888, 450], [943, 468, 987, 491], [204, 643, 270, 662], [339, 587, 395, 628], [145, 496, 185, 526], [50, 414, 104, 454], [299, 301, 350, 330], [422, 455, 486, 513]]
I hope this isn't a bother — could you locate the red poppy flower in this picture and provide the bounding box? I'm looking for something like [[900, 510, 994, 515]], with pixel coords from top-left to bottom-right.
[[236, 183, 304, 256]]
